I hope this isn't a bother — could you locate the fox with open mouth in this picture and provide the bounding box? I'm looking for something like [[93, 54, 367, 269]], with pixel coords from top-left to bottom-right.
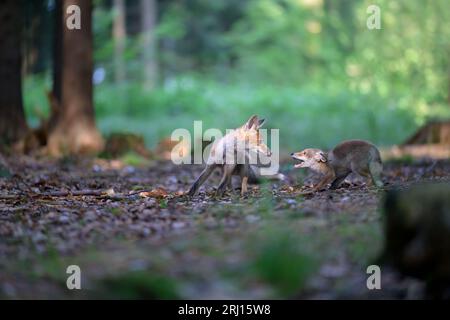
[[291, 140, 383, 193]]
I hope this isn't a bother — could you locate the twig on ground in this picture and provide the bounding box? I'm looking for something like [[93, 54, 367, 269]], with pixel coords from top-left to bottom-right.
[[0, 188, 161, 200], [40, 189, 106, 197]]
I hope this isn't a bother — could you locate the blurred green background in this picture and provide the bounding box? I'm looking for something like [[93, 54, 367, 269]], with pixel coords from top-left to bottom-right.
[[24, 0, 450, 151]]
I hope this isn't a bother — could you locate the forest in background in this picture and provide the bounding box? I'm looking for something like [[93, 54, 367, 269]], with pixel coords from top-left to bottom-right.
[[16, 0, 450, 151], [1, 0, 450, 300]]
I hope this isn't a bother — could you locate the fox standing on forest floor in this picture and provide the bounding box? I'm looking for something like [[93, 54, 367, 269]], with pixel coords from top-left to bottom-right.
[[187, 115, 274, 197], [291, 139, 383, 193]]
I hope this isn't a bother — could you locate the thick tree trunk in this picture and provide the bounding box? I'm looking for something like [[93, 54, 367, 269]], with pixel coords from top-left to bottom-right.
[[448, 66, 450, 106], [0, 0, 28, 146], [141, 0, 158, 89], [47, 0, 103, 156], [113, 0, 126, 83]]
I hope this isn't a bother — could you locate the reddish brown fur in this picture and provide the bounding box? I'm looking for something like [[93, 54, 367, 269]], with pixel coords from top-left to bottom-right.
[[187, 115, 271, 197], [292, 140, 383, 192]]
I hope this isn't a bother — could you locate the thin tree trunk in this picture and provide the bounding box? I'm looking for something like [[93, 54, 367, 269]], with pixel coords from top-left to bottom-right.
[[113, 0, 126, 84], [53, 0, 63, 103], [47, 0, 103, 156], [0, 0, 28, 146], [141, 0, 158, 89], [47, 0, 63, 136]]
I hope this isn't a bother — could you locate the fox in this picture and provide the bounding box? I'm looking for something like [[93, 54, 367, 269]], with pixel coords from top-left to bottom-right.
[[187, 115, 273, 197], [291, 139, 383, 192]]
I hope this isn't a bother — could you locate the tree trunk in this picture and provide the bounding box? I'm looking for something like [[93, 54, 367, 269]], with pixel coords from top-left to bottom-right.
[[141, 0, 158, 89], [47, 0, 103, 156], [0, 0, 28, 146], [46, 0, 63, 137], [448, 66, 450, 106], [53, 0, 63, 103], [113, 0, 126, 84]]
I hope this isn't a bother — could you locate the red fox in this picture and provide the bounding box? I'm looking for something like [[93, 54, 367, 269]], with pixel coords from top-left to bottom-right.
[[291, 140, 383, 192], [187, 115, 272, 197]]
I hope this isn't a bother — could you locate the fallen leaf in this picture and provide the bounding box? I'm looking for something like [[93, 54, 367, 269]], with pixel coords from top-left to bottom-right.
[[139, 188, 169, 199]]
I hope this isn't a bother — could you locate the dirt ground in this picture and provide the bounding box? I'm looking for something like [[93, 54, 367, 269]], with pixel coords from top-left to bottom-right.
[[1, 156, 449, 299]]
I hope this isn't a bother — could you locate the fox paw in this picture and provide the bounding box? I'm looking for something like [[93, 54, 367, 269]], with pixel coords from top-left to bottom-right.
[[240, 190, 249, 197], [214, 190, 227, 198]]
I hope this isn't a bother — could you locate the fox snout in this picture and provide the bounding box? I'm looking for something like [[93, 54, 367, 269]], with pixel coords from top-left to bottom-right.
[[258, 144, 271, 156], [291, 151, 306, 168], [290, 152, 303, 159], [291, 148, 327, 169]]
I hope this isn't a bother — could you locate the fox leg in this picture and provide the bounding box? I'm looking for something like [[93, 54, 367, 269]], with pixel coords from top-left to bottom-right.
[[240, 164, 249, 196], [241, 176, 249, 196], [216, 164, 235, 197], [312, 172, 335, 192], [227, 177, 233, 191], [187, 164, 217, 197], [368, 161, 383, 188], [228, 165, 242, 192], [357, 169, 373, 187], [353, 162, 383, 188], [329, 170, 350, 190]]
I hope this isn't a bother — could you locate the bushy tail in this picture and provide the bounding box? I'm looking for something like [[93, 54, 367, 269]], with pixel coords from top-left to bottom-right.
[[248, 165, 286, 183]]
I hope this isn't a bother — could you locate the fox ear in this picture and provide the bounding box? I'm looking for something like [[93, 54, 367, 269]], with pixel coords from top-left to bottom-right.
[[245, 115, 259, 130], [315, 152, 327, 163], [257, 118, 266, 128]]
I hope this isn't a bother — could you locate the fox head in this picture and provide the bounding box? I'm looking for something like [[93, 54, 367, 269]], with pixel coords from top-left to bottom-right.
[[239, 115, 271, 157], [291, 148, 327, 169]]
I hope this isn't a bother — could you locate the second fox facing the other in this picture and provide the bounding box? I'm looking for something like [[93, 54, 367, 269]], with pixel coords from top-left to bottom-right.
[[291, 139, 383, 192], [187, 115, 272, 197]]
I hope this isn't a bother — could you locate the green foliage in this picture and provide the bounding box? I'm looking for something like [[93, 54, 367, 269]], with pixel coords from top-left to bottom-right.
[[24, 75, 450, 152], [28, 249, 67, 282], [352, 0, 450, 105], [0, 165, 11, 178], [94, 77, 449, 150], [23, 75, 51, 128], [335, 222, 382, 265], [119, 151, 149, 167], [100, 271, 180, 299], [22, 0, 450, 153], [227, 0, 450, 106], [251, 231, 317, 296], [109, 207, 122, 216], [158, 199, 168, 209]]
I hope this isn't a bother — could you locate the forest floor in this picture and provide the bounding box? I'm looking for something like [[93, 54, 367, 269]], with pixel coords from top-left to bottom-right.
[[1, 155, 449, 299]]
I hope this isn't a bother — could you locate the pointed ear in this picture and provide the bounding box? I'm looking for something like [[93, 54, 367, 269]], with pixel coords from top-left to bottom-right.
[[257, 118, 266, 129], [245, 115, 259, 130], [314, 151, 327, 163]]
